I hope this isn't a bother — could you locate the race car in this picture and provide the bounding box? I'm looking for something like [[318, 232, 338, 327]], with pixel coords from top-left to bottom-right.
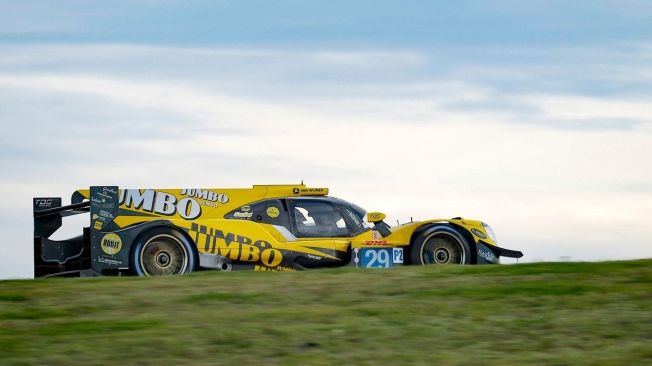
[[32, 184, 522, 277]]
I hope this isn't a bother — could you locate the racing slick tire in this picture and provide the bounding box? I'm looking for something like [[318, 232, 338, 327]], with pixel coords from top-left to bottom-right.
[[410, 225, 473, 265], [130, 226, 197, 276]]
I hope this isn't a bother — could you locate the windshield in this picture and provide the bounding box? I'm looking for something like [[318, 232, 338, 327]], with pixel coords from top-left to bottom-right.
[[327, 197, 372, 234], [329, 197, 368, 225]]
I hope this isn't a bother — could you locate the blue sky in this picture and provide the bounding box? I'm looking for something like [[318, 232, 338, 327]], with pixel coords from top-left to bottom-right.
[[1, 1, 651, 278], [2, 1, 651, 47]]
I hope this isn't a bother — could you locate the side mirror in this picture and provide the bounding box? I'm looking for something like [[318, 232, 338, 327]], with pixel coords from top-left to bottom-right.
[[367, 212, 386, 223], [367, 212, 392, 238]]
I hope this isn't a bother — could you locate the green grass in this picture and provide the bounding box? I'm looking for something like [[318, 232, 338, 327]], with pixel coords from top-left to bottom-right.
[[1, 260, 651, 365]]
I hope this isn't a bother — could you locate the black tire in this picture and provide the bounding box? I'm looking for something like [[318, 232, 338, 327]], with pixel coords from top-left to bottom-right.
[[130, 226, 197, 276], [409, 225, 473, 265]]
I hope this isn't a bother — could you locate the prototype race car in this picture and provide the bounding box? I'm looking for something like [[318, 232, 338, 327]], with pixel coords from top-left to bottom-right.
[[32, 184, 522, 277]]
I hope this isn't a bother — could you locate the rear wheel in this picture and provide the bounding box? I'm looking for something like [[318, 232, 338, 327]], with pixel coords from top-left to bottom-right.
[[410, 225, 472, 265], [131, 227, 197, 276]]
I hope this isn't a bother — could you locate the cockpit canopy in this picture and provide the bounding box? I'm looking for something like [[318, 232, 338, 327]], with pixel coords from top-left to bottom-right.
[[226, 196, 370, 238]]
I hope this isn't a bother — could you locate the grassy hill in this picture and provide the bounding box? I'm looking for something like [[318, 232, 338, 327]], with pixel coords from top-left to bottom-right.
[[1, 260, 651, 365]]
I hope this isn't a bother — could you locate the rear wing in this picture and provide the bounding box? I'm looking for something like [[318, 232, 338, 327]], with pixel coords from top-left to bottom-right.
[[33, 198, 91, 277], [33, 186, 119, 278]]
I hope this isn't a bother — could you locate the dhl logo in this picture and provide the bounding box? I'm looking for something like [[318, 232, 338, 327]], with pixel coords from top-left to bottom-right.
[[364, 240, 389, 246]]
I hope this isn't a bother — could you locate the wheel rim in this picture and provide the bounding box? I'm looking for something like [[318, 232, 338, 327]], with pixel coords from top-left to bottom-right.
[[140, 234, 189, 276], [421, 233, 465, 265]]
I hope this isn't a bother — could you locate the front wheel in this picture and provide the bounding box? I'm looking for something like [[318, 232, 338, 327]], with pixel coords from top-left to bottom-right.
[[410, 225, 472, 265], [131, 227, 197, 276]]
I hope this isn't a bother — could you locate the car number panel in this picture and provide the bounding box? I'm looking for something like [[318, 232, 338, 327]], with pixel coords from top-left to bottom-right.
[[360, 248, 403, 268]]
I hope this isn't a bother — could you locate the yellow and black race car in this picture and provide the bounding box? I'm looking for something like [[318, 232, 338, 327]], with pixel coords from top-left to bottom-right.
[[32, 184, 522, 277]]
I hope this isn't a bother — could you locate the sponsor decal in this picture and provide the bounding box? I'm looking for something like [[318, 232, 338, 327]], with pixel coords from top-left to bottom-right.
[[364, 240, 389, 246], [98, 210, 114, 220], [119, 189, 202, 220], [266, 206, 280, 218], [180, 188, 229, 204], [471, 228, 487, 239], [372, 231, 381, 239], [292, 187, 328, 195], [34, 199, 54, 208], [96, 188, 116, 200], [190, 224, 284, 267], [97, 257, 123, 266], [91, 187, 118, 209], [241, 205, 251, 212], [477, 246, 498, 263], [102, 187, 118, 195], [92, 208, 115, 230], [367, 212, 385, 222], [343, 209, 364, 230], [100, 233, 122, 255], [233, 211, 253, 219], [254, 265, 296, 272]]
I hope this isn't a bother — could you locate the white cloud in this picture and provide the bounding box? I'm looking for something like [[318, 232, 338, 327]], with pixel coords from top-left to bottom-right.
[[516, 94, 652, 122]]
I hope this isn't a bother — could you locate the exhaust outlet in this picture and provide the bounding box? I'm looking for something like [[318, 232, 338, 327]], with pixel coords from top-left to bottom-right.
[[199, 253, 232, 271]]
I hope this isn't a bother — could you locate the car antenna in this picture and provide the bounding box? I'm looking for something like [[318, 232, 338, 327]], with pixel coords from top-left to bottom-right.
[[301, 179, 304, 185], [410, 217, 413, 223], [396, 219, 400, 226]]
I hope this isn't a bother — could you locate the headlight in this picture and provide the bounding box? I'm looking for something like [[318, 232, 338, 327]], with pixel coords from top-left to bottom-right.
[[482, 222, 497, 242]]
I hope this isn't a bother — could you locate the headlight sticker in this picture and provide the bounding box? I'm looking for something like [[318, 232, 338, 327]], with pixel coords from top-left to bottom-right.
[[471, 228, 487, 239]]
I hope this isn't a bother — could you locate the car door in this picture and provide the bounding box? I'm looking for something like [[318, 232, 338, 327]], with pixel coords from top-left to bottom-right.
[[284, 198, 354, 267]]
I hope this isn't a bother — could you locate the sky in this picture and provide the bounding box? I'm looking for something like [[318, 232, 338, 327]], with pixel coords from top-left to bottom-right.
[[1, 1, 651, 278]]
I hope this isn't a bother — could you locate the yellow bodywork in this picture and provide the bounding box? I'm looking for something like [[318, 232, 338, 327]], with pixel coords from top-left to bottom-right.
[[77, 184, 496, 270], [370, 218, 497, 248]]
